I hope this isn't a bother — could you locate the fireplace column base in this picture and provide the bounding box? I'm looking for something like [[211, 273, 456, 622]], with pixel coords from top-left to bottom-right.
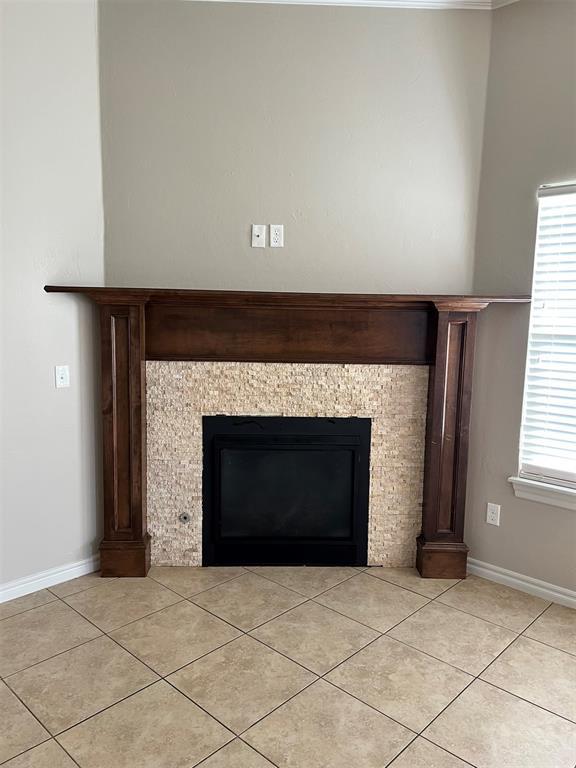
[[416, 536, 469, 580], [100, 534, 151, 578]]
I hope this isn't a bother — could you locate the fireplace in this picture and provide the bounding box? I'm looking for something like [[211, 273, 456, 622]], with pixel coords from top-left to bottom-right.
[[202, 416, 371, 566], [44, 284, 530, 578]]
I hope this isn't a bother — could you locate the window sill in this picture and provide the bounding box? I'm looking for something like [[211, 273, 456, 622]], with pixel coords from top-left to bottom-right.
[[508, 476, 576, 512]]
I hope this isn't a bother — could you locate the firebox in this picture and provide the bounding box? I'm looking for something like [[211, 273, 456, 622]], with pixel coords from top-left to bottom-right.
[[202, 416, 371, 566]]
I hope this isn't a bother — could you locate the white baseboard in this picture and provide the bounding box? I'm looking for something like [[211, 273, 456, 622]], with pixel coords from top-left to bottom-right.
[[0, 555, 100, 604], [467, 557, 576, 610]]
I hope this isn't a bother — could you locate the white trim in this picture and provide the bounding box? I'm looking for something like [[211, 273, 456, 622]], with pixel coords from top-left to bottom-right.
[[508, 476, 576, 512], [467, 558, 576, 610], [0, 555, 100, 604], [187, 0, 518, 9]]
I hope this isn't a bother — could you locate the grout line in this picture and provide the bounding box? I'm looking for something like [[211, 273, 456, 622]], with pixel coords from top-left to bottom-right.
[[56, 741, 83, 768], [53, 679, 162, 739], [0, 736, 53, 768], [477, 678, 576, 726], [160, 633, 243, 679], [381, 633, 480, 677], [100, 598, 188, 633], [519, 632, 576, 659], [191, 737, 282, 768], [320, 676, 420, 736], [2, 635, 112, 684], [380, 733, 420, 768], [188, 592, 307, 634], [411, 600, 569, 754], [0, 595, 60, 624], [236, 677, 320, 738], [309, 595, 430, 635], [430, 593, 541, 633], [46, 574, 117, 600], [417, 735, 478, 768], [146, 569, 249, 600], [0, 683, 52, 755], [237, 736, 282, 768], [242, 566, 363, 599], [362, 567, 461, 600]]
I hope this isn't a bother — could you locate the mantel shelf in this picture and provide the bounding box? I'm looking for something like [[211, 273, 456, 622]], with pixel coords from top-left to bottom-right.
[[44, 285, 530, 311]]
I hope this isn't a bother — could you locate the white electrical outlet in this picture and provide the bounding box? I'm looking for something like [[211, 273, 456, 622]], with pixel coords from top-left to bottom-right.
[[270, 224, 284, 248], [486, 502, 501, 526], [55, 365, 70, 388], [251, 224, 266, 248]]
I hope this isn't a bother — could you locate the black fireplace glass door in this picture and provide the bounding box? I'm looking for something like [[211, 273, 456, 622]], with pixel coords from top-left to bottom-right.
[[219, 447, 353, 539], [203, 416, 371, 566]]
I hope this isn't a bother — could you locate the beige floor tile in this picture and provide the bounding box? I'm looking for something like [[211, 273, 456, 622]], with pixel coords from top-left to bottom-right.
[[168, 635, 315, 733], [191, 572, 306, 631], [2, 740, 78, 767], [0, 590, 57, 622], [0, 602, 101, 677], [389, 738, 470, 767], [6, 636, 158, 734], [251, 601, 379, 674], [200, 739, 275, 767], [246, 566, 358, 597], [315, 572, 428, 632], [326, 635, 471, 732], [48, 572, 114, 599], [0, 680, 49, 763], [57, 681, 233, 768], [244, 680, 412, 768], [524, 603, 576, 656], [424, 679, 576, 768], [388, 601, 517, 675], [148, 566, 246, 597], [367, 567, 459, 599], [437, 575, 550, 632], [110, 600, 241, 676], [63, 577, 181, 632], [480, 636, 576, 722]]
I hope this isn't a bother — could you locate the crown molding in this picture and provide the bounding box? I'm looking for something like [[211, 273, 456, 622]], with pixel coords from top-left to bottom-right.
[[191, 0, 521, 8]]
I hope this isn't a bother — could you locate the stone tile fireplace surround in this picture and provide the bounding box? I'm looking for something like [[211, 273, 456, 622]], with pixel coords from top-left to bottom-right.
[[147, 362, 429, 567], [44, 285, 530, 579]]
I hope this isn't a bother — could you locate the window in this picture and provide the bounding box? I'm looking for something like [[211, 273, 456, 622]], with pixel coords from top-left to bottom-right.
[[511, 183, 576, 509]]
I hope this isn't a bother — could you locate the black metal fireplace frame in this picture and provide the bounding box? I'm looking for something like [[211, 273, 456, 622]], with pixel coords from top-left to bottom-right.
[[202, 416, 371, 566]]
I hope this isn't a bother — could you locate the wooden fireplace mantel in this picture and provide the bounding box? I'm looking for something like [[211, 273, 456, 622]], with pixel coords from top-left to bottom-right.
[[45, 285, 530, 579]]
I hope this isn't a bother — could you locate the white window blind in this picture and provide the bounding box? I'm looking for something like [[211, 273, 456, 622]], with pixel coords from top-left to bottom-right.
[[519, 183, 576, 489]]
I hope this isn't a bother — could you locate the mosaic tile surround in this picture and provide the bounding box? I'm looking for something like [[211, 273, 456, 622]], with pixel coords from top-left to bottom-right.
[[147, 362, 429, 567]]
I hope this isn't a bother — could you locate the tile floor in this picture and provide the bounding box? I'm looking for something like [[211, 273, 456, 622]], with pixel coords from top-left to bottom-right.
[[1, 566, 575, 768]]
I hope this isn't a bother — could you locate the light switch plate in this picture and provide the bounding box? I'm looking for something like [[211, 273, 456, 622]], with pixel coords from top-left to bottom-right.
[[55, 365, 70, 388], [251, 224, 266, 248]]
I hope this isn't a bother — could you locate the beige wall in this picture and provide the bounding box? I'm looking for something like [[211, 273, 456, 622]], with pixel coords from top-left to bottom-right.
[[467, 0, 576, 589], [3, 0, 575, 592], [0, 1, 104, 585], [99, 1, 491, 293]]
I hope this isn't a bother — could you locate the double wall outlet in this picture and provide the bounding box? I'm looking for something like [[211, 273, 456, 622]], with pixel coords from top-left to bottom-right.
[[270, 224, 284, 248], [486, 502, 501, 526]]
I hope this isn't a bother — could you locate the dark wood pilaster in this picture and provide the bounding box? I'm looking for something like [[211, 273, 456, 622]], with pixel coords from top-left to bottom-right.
[[98, 301, 150, 576], [417, 301, 486, 579]]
